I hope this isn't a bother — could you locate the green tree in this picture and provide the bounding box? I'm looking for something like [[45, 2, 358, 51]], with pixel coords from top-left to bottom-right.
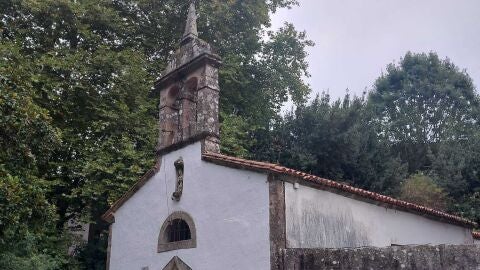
[[261, 93, 407, 194], [399, 173, 450, 211], [0, 171, 71, 270], [0, 37, 71, 268], [369, 52, 480, 174], [1, 0, 312, 267], [455, 191, 480, 225], [369, 52, 480, 222]]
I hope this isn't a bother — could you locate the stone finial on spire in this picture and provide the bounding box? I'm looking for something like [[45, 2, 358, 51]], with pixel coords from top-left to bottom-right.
[[182, 1, 198, 43], [155, 0, 222, 155]]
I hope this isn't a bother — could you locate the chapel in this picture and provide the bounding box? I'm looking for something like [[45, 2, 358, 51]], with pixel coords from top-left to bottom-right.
[[102, 3, 479, 270]]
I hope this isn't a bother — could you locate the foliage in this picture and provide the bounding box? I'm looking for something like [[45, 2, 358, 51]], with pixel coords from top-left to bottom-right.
[[0, 232, 75, 270], [0, 170, 75, 269], [219, 112, 257, 158], [0, 172, 54, 246], [368, 52, 480, 220], [369, 52, 479, 173], [74, 235, 108, 270], [0, 37, 68, 268], [259, 52, 479, 225], [260, 93, 407, 193], [1, 0, 479, 267], [455, 191, 480, 225], [0, 0, 311, 267], [399, 173, 450, 211]]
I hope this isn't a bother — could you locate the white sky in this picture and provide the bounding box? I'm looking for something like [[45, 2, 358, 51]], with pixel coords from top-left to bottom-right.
[[271, 0, 480, 101]]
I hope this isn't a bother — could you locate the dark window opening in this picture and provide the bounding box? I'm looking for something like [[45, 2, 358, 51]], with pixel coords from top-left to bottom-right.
[[158, 211, 196, 252], [167, 219, 191, 242]]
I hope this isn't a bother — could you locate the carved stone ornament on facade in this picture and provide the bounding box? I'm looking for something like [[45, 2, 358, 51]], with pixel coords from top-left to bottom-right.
[[172, 158, 184, 201], [162, 256, 192, 270]]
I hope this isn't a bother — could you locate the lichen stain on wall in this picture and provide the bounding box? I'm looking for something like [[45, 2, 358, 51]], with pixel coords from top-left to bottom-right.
[[284, 245, 480, 270], [288, 201, 371, 248]]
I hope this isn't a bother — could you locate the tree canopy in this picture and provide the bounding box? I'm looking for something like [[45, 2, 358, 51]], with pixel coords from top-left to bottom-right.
[[266, 52, 480, 223], [369, 52, 480, 202], [259, 92, 407, 194], [1, 1, 479, 268], [1, 0, 310, 268]]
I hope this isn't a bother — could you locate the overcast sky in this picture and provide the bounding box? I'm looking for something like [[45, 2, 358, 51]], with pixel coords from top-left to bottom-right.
[[271, 0, 480, 101]]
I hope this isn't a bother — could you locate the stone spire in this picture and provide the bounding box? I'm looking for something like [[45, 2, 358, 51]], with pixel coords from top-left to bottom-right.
[[154, 0, 222, 156], [182, 1, 198, 43]]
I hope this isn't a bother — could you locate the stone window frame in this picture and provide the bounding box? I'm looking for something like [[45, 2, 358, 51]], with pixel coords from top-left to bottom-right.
[[158, 211, 197, 253]]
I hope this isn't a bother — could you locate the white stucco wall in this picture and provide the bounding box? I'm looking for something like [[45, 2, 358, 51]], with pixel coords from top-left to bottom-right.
[[285, 183, 473, 248], [109, 142, 271, 270], [475, 238, 480, 245]]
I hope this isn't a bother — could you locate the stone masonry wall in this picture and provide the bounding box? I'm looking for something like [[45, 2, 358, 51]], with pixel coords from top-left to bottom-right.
[[283, 245, 480, 270]]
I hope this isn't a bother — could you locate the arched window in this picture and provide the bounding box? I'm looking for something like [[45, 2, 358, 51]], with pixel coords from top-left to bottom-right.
[[158, 212, 196, 253], [184, 77, 198, 94], [166, 85, 180, 106], [180, 77, 198, 102], [167, 219, 191, 242]]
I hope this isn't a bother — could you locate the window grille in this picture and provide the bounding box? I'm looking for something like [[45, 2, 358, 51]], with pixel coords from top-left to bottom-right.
[[167, 219, 191, 242], [158, 211, 196, 253]]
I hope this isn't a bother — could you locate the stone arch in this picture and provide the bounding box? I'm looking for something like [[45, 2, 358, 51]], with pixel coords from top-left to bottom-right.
[[165, 84, 181, 106], [184, 77, 198, 94], [179, 77, 198, 135], [158, 211, 197, 253]]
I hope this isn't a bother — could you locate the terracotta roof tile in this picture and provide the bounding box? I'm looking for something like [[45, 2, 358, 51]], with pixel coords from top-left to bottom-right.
[[473, 231, 480, 240], [202, 151, 477, 228]]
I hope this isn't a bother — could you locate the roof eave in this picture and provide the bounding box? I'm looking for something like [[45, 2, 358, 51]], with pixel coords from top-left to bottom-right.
[[201, 152, 477, 229], [153, 52, 222, 93]]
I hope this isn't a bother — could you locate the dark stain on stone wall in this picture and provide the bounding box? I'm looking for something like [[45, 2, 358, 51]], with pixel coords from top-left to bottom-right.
[[288, 202, 371, 248]]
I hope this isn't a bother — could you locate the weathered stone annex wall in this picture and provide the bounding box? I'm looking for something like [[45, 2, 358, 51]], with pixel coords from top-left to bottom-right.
[[283, 245, 480, 270]]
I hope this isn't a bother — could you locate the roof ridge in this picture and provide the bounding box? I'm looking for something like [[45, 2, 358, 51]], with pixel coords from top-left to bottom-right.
[[202, 151, 477, 228]]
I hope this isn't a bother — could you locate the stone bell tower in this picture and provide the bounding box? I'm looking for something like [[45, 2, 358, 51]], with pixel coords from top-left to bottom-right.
[[155, 2, 222, 155]]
